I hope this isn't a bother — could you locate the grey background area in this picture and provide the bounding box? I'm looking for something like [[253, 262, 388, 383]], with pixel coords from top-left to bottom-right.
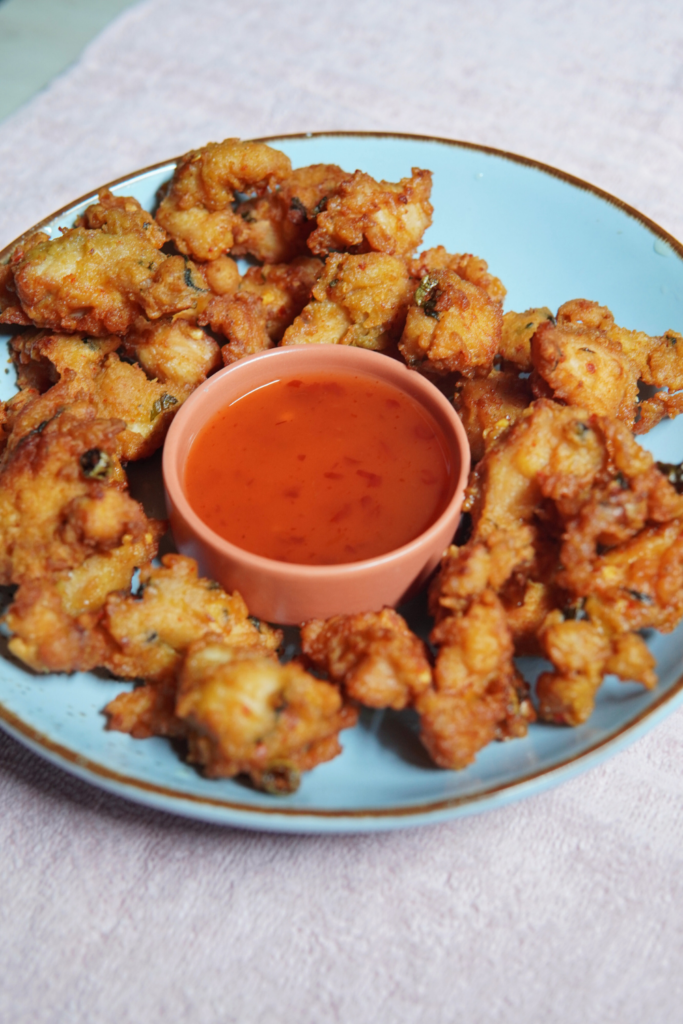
[[0, 0, 139, 122]]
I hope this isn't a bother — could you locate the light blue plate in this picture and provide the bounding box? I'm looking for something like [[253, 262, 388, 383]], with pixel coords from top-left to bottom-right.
[[1, 133, 682, 833]]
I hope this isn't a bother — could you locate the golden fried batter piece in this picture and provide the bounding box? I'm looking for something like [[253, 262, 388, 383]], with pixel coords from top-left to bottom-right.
[[102, 555, 281, 740], [0, 402, 156, 586], [5, 527, 163, 674], [11, 229, 205, 337], [531, 316, 640, 424], [207, 292, 272, 364], [535, 611, 656, 726], [0, 233, 50, 326], [156, 138, 292, 261], [101, 554, 281, 685], [76, 189, 167, 248], [554, 416, 683, 636], [7, 333, 188, 460], [0, 262, 31, 326], [530, 299, 683, 430], [399, 269, 502, 375], [410, 247, 507, 304], [232, 164, 348, 263], [282, 252, 412, 351], [500, 307, 554, 369], [307, 168, 433, 257], [176, 638, 358, 792], [300, 608, 432, 710], [454, 368, 533, 461], [202, 257, 322, 363], [122, 317, 221, 389], [415, 592, 535, 770]]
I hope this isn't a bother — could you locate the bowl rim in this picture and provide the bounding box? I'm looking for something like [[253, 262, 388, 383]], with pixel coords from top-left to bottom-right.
[[162, 343, 471, 577]]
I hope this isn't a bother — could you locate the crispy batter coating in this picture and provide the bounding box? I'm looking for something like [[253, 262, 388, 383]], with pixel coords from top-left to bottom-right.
[[175, 638, 358, 792], [156, 138, 292, 261], [410, 247, 507, 304], [102, 554, 281, 684], [535, 611, 656, 725], [454, 368, 533, 461], [5, 528, 163, 673], [531, 316, 640, 424], [282, 252, 412, 350], [0, 402, 156, 586], [11, 229, 204, 336], [76, 189, 167, 248], [415, 592, 535, 769], [0, 233, 50, 326], [500, 307, 554, 369], [530, 299, 683, 431], [203, 257, 322, 363], [399, 269, 502, 375], [300, 608, 432, 710], [232, 164, 348, 263], [7, 333, 188, 461], [308, 168, 433, 257], [121, 317, 221, 389]]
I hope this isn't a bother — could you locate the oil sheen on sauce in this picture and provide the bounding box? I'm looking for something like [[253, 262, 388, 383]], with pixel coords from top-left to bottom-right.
[[184, 371, 456, 565]]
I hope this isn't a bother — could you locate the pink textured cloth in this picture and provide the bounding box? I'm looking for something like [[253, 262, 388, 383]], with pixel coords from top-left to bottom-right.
[[1, 2, 683, 1021]]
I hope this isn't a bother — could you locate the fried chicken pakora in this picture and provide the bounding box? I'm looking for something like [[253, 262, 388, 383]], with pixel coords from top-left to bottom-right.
[[301, 608, 432, 710], [282, 252, 412, 350], [399, 267, 502, 375], [176, 638, 358, 792], [156, 138, 292, 261]]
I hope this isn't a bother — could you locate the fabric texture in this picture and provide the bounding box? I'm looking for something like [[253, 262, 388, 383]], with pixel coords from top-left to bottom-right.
[[1, 1, 683, 1021]]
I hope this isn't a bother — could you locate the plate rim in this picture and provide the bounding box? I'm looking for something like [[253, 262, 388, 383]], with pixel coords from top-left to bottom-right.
[[1, 130, 683, 831]]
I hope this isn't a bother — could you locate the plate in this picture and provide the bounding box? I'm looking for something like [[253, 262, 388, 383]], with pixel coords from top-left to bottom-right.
[[1, 132, 683, 834]]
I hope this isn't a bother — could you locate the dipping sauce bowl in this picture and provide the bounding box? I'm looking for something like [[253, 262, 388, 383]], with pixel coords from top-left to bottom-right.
[[163, 345, 470, 625]]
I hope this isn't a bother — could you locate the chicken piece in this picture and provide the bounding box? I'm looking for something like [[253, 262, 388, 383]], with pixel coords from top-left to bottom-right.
[[232, 163, 348, 263], [101, 554, 281, 684], [76, 189, 167, 248], [121, 317, 221, 389], [0, 262, 31, 326], [10, 328, 121, 392], [175, 638, 358, 792], [399, 269, 502, 376], [0, 233, 50, 326], [500, 307, 554, 369], [410, 247, 507, 304], [5, 527, 163, 674], [4, 350, 188, 461], [202, 255, 241, 296], [0, 402, 157, 586], [454, 368, 533, 461], [307, 168, 433, 257], [10, 229, 205, 336], [531, 317, 640, 425], [531, 299, 683, 431], [535, 610, 656, 726], [281, 252, 412, 351], [156, 138, 292, 261], [203, 257, 322, 364], [300, 608, 432, 710], [415, 592, 535, 770]]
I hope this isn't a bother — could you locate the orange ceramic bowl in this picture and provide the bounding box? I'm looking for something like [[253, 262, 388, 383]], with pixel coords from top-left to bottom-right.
[[163, 345, 470, 625]]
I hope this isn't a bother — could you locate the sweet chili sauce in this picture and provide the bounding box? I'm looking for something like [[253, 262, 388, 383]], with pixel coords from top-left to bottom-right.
[[184, 371, 456, 565]]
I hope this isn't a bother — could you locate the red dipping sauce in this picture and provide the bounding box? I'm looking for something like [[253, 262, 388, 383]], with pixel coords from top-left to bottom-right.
[[184, 371, 456, 566]]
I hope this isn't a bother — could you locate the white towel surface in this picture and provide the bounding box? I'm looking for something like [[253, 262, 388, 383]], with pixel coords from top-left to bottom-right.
[[1, 2, 683, 1021]]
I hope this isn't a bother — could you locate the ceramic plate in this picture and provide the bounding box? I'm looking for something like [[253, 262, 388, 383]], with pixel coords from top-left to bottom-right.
[[1, 132, 683, 833]]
